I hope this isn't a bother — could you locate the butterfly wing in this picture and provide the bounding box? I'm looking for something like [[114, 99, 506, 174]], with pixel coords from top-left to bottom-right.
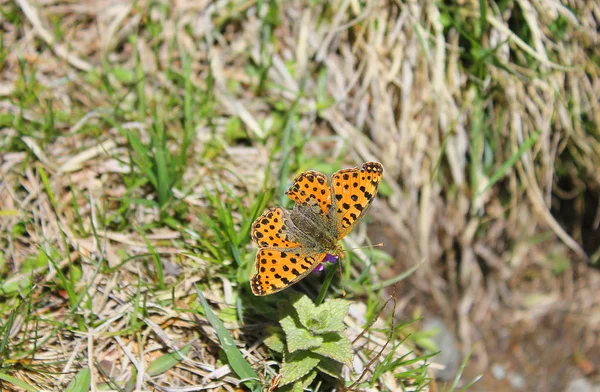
[[251, 207, 303, 249], [250, 162, 383, 295], [250, 206, 325, 295], [330, 162, 383, 240], [250, 249, 325, 295], [285, 170, 331, 215]]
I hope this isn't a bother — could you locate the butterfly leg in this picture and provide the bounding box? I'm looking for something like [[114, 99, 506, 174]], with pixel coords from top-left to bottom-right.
[[337, 260, 346, 297]]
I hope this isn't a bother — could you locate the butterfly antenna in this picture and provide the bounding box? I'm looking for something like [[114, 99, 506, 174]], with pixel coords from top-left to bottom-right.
[[341, 242, 384, 254]]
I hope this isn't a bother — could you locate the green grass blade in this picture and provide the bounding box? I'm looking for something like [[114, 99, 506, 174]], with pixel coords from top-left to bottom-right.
[[65, 367, 91, 392], [40, 246, 76, 308], [0, 373, 39, 392], [133, 35, 146, 118], [0, 309, 16, 361], [458, 374, 484, 391], [151, 116, 170, 208], [147, 344, 192, 376], [316, 263, 338, 306], [375, 259, 425, 291], [479, 130, 540, 195], [237, 189, 272, 245], [443, 346, 478, 392], [277, 87, 304, 205], [134, 225, 165, 289], [478, 0, 487, 39], [125, 131, 157, 187], [38, 166, 57, 211], [68, 180, 88, 236], [195, 287, 260, 391]]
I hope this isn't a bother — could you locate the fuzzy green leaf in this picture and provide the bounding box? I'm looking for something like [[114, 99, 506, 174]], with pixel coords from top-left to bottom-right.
[[297, 298, 349, 334], [317, 357, 344, 378], [279, 351, 321, 386], [279, 370, 318, 392], [280, 310, 323, 352], [263, 326, 285, 353], [290, 294, 316, 320], [311, 333, 353, 366]]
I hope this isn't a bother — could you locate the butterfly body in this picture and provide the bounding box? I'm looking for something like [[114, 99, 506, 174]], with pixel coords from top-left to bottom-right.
[[250, 162, 383, 296], [287, 203, 339, 251]]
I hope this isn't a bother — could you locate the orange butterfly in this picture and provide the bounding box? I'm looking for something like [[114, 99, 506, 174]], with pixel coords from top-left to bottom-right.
[[250, 162, 383, 296]]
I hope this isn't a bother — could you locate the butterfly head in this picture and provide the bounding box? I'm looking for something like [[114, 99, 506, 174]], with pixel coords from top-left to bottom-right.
[[331, 243, 345, 259]]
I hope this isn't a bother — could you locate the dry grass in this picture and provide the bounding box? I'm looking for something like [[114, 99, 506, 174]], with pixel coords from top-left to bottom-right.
[[1, 0, 599, 391]]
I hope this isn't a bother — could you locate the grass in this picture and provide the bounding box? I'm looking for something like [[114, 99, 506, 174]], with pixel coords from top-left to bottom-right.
[[1, 0, 599, 391]]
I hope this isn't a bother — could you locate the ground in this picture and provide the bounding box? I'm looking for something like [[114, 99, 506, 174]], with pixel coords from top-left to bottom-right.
[[1, 0, 599, 391]]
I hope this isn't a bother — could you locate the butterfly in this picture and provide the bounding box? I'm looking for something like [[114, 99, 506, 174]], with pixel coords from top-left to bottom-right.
[[250, 162, 384, 296]]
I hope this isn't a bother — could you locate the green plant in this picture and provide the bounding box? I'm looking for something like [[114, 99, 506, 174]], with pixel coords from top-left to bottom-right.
[[197, 288, 261, 392], [263, 294, 352, 390]]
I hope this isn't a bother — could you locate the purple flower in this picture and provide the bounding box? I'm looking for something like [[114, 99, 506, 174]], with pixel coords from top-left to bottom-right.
[[312, 254, 339, 274]]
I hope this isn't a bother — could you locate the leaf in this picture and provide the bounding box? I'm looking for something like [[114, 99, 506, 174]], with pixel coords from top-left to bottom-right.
[[280, 310, 323, 353], [315, 261, 338, 305], [111, 66, 135, 83], [311, 333, 353, 366], [316, 357, 344, 378], [290, 294, 316, 320], [196, 288, 260, 391], [0, 373, 38, 392], [297, 298, 349, 334], [414, 336, 439, 352], [146, 344, 192, 376], [0, 274, 32, 295], [479, 130, 540, 195], [279, 351, 321, 386], [125, 365, 136, 392], [279, 370, 318, 392], [263, 326, 285, 353], [374, 258, 425, 291], [65, 367, 90, 392]]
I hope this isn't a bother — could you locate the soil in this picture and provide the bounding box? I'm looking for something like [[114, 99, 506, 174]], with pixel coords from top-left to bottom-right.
[[463, 308, 600, 391], [369, 220, 600, 391]]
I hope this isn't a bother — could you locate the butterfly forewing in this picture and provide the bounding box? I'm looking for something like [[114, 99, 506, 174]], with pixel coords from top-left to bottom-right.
[[251, 207, 303, 249], [330, 162, 383, 240], [285, 170, 331, 215]]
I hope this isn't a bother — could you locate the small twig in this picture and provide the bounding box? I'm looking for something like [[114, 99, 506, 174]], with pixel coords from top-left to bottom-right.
[[15, 0, 93, 72], [347, 286, 398, 390]]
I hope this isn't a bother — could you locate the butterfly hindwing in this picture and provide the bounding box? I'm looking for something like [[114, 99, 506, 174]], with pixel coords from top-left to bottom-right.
[[251, 249, 325, 296], [330, 162, 383, 240]]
